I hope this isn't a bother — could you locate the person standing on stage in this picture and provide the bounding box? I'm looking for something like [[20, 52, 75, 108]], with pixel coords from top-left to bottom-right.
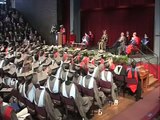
[[60, 25, 66, 46], [50, 24, 58, 45], [88, 31, 94, 46], [82, 33, 89, 46], [126, 31, 130, 45]]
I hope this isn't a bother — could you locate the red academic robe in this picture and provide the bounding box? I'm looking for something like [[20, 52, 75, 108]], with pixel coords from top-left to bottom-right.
[[0, 102, 15, 120], [135, 36, 141, 49], [90, 59, 95, 65], [127, 70, 138, 93], [54, 52, 59, 58], [69, 34, 76, 45], [63, 53, 68, 61], [126, 36, 141, 55], [126, 44, 133, 55], [5, 48, 8, 55], [110, 63, 115, 71]]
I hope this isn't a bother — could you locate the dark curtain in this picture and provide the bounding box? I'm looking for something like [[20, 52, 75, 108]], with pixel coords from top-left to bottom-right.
[[81, 2, 154, 49]]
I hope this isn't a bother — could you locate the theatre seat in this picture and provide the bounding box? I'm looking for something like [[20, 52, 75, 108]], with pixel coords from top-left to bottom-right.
[[60, 95, 80, 119], [34, 104, 47, 120]]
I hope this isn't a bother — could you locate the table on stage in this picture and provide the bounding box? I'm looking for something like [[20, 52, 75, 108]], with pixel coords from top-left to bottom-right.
[[72, 43, 86, 49], [57, 32, 62, 45]]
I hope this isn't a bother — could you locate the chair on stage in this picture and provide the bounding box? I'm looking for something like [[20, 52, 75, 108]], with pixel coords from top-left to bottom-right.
[[35, 105, 47, 120]]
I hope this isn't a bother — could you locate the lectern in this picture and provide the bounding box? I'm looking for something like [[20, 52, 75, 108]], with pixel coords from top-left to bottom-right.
[[57, 32, 62, 45]]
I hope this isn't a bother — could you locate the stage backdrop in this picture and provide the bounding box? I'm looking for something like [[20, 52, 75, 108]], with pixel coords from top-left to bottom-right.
[[81, 0, 154, 49]]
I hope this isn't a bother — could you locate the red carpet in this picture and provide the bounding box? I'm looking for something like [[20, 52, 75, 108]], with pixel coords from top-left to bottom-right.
[[112, 86, 160, 120]]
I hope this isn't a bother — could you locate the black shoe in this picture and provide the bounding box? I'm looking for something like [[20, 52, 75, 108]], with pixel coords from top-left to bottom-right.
[[139, 97, 143, 99], [135, 97, 143, 101]]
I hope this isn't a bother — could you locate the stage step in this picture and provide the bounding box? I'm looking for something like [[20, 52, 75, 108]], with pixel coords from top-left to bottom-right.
[[149, 74, 154, 78], [148, 77, 158, 87]]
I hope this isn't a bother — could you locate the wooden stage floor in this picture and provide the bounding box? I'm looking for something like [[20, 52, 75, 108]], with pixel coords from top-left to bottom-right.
[[92, 82, 160, 120]]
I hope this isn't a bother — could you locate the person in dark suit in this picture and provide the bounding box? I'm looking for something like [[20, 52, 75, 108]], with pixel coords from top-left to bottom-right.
[[141, 34, 149, 53]]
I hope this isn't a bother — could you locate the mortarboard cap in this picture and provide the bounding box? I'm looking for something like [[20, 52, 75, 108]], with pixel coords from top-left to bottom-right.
[[16, 72, 24, 78], [49, 62, 59, 70], [36, 71, 48, 82], [8, 65, 16, 75], [32, 62, 39, 69], [94, 55, 101, 61], [75, 63, 81, 70], [14, 57, 24, 64], [39, 56, 47, 65], [3, 64, 10, 71], [54, 56, 62, 63], [88, 63, 96, 69], [42, 58, 52, 67], [47, 46, 53, 51], [23, 70, 33, 77], [67, 69, 75, 78], [63, 60, 70, 65]]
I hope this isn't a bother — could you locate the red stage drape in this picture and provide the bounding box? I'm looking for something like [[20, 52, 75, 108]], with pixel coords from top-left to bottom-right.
[[80, 0, 154, 49]]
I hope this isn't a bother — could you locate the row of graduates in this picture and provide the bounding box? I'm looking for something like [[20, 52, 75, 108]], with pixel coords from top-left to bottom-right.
[[0, 44, 119, 120]]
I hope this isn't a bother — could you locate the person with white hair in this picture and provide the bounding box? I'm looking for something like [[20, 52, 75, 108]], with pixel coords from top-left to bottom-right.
[[82, 33, 89, 46]]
